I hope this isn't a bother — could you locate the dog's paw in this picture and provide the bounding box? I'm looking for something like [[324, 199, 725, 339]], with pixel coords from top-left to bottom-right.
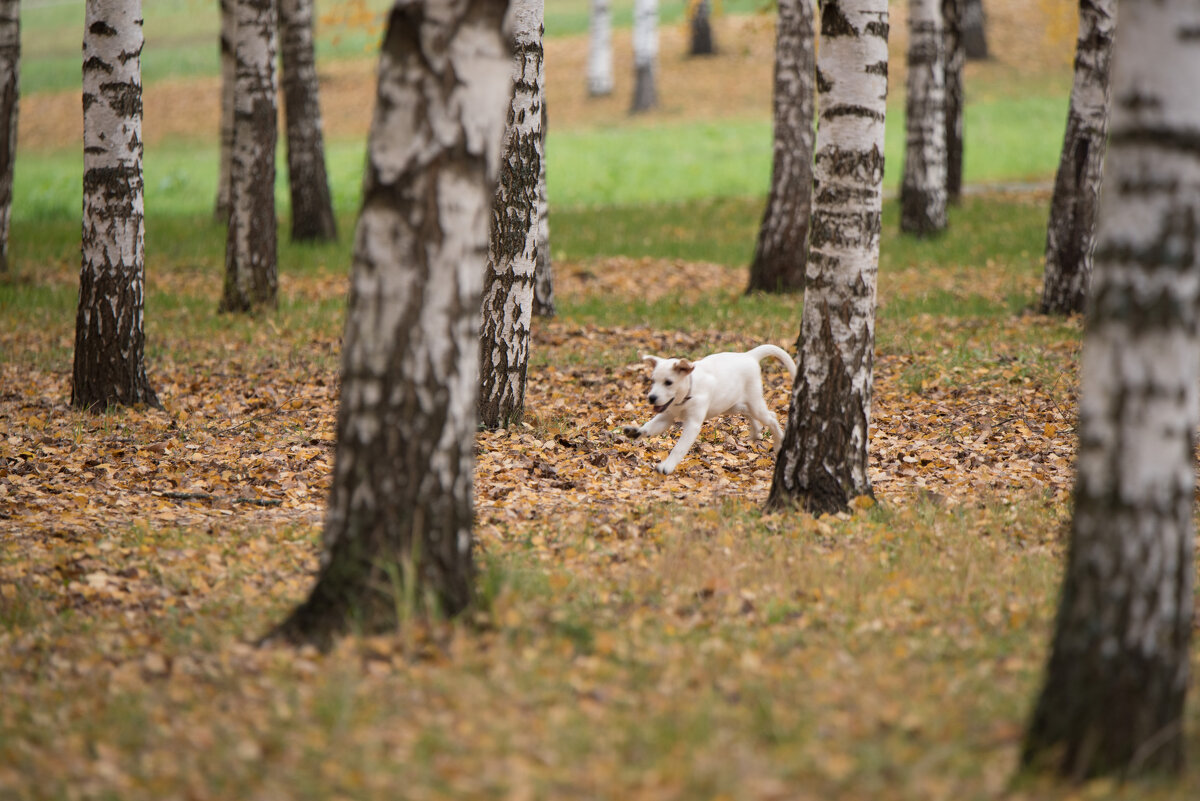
[[622, 425, 643, 439], [654, 462, 675, 475]]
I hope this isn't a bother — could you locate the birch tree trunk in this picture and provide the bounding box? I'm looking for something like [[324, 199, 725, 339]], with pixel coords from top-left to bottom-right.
[[279, 0, 337, 242], [1039, 0, 1115, 316], [0, 0, 18, 275], [1022, 0, 1198, 779], [72, 0, 159, 411], [962, 0, 986, 59], [215, 0, 235, 221], [630, 0, 658, 113], [533, 91, 555, 317], [746, 0, 815, 293], [273, 0, 511, 648], [942, 0, 964, 204], [899, 0, 947, 236], [766, 0, 887, 515], [479, 0, 543, 429], [689, 0, 716, 56], [220, 0, 278, 313], [587, 0, 613, 97]]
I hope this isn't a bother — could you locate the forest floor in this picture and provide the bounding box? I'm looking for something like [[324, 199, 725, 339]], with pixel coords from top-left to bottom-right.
[[6, 3, 1200, 801]]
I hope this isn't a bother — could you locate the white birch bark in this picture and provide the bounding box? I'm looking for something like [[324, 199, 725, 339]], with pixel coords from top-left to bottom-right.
[[72, 0, 158, 410], [1023, 0, 1199, 779], [1039, 0, 1116, 315], [630, 0, 658, 113], [587, 0, 613, 96], [767, 0, 887, 515], [215, 0, 235, 221], [479, 0, 543, 428], [220, 0, 278, 312], [533, 64, 555, 317], [899, 0, 947, 236], [274, 0, 511, 646], [0, 0, 18, 274]]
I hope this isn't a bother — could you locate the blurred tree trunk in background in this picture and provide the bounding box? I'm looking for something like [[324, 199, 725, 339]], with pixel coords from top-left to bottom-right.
[[689, 0, 716, 56], [630, 0, 658, 112], [480, 0, 544, 428], [942, 0, 964, 204], [279, 0, 337, 242], [215, 0, 235, 221], [900, 0, 947, 236], [272, 0, 510, 649], [962, 0, 986, 59], [746, 0, 814, 293], [220, 0, 278, 312], [767, 0, 888, 515], [72, 0, 159, 411], [587, 0, 613, 96], [534, 95, 555, 317], [0, 0, 17, 275], [1023, 0, 1196, 779], [1040, 0, 1115, 316]]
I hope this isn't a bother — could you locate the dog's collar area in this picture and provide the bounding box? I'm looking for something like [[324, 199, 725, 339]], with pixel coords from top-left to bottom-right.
[[677, 375, 694, 407]]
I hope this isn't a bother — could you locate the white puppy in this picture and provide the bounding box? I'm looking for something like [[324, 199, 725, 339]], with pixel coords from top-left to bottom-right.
[[623, 345, 797, 475]]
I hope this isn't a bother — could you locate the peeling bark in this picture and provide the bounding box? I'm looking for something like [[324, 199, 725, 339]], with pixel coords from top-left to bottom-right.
[[747, 0, 815, 294], [587, 0, 613, 97], [272, 0, 511, 649], [1023, 0, 1197, 779], [72, 0, 159, 412], [480, 0, 543, 428], [1040, 0, 1115, 316], [220, 0, 278, 313], [279, 0, 337, 242], [900, 0, 947, 236], [0, 0, 18, 274], [630, 0, 658, 113], [767, 0, 887, 516]]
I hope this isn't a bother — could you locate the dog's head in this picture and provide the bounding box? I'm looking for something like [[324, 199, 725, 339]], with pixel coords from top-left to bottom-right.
[[641, 354, 694, 414]]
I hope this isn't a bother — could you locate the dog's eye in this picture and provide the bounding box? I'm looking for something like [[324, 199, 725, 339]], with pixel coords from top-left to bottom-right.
[[665, 379, 673, 387]]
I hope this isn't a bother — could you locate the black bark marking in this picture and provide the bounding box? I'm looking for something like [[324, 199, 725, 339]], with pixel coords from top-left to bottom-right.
[[820, 1, 855, 37]]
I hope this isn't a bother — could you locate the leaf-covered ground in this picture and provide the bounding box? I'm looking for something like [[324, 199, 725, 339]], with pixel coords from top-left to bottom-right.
[[11, 236, 1196, 801]]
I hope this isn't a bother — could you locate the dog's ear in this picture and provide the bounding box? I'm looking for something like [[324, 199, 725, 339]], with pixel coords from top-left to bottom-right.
[[641, 354, 659, 367], [673, 359, 695, 375]]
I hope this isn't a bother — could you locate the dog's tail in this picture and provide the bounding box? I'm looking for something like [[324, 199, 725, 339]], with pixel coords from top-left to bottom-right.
[[747, 344, 797, 380]]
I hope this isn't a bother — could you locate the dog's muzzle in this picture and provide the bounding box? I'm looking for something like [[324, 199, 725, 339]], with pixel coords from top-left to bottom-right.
[[653, 399, 673, 414]]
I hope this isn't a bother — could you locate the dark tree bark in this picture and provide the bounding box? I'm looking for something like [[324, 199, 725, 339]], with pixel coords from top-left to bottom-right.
[[1023, 0, 1196, 780], [1039, 0, 1115, 316], [689, 0, 716, 56], [766, 0, 888, 516], [279, 0, 337, 242], [215, 0, 235, 221], [0, 0, 18, 274], [942, 0, 964, 204], [746, 0, 815, 293], [479, 0, 543, 429], [899, 0, 948, 236], [72, 0, 159, 411], [630, 0, 658, 113], [962, 0, 987, 59], [220, 0, 278, 313], [271, 0, 510, 649], [533, 91, 555, 318]]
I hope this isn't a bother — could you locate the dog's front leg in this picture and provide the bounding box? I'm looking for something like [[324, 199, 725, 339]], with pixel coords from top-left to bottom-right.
[[623, 413, 672, 441], [656, 419, 702, 475]]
